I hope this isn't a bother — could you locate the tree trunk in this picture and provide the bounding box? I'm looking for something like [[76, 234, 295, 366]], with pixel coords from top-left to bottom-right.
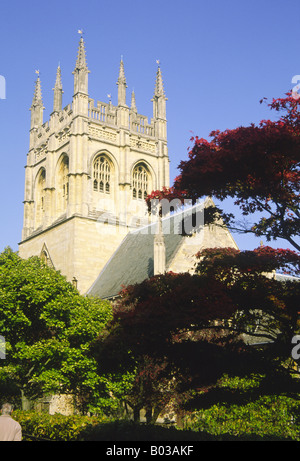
[[176, 409, 184, 429], [133, 407, 140, 423], [151, 405, 161, 424], [145, 406, 152, 424], [21, 389, 31, 411]]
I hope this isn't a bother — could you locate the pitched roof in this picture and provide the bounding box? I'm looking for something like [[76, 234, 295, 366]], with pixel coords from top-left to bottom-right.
[[87, 203, 204, 299]]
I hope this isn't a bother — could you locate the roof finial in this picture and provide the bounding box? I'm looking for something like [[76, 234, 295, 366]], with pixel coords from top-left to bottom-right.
[[53, 64, 63, 112], [117, 57, 127, 106], [30, 70, 44, 128], [131, 89, 137, 112], [32, 70, 43, 106], [154, 62, 165, 98], [74, 32, 89, 71], [54, 64, 63, 90], [117, 57, 127, 86], [73, 32, 90, 97]]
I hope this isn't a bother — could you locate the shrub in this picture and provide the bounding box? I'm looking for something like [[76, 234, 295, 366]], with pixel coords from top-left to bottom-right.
[[13, 411, 112, 441], [13, 393, 300, 441], [184, 395, 300, 441], [77, 420, 205, 441], [13, 412, 210, 441]]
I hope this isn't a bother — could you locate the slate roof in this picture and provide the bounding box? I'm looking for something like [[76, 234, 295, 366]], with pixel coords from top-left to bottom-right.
[[87, 204, 203, 299], [87, 200, 300, 301]]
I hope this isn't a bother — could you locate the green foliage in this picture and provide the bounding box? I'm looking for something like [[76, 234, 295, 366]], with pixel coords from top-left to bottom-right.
[[184, 374, 300, 441], [13, 410, 112, 441], [185, 397, 300, 440], [12, 407, 299, 441], [13, 411, 204, 441], [0, 247, 119, 412], [217, 373, 263, 392], [10, 375, 300, 441]]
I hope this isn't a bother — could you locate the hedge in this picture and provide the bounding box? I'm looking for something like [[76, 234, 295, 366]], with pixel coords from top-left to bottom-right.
[[12, 406, 298, 441], [12, 412, 207, 441], [13, 411, 112, 441], [184, 395, 300, 441]]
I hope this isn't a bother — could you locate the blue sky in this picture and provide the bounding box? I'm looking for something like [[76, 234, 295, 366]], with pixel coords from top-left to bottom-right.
[[0, 0, 299, 253]]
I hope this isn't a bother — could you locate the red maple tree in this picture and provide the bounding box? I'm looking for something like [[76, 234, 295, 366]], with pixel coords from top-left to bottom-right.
[[95, 246, 300, 422], [147, 92, 300, 250]]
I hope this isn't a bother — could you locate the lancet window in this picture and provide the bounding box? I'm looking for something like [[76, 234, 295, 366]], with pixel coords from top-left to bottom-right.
[[35, 168, 46, 228], [93, 155, 111, 194], [59, 156, 69, 205], [132, 164, 149, 200], [56, 155, 69, 217]]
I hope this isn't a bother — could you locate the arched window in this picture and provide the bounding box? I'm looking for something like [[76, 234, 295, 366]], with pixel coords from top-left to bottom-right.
[[56, 155, 69, 217], [40, 244, 54, 268], [93, 155, 111, 194], [35, 168, 46, 228], [132, 164, 149, 200], [61, 161, 69, 202]]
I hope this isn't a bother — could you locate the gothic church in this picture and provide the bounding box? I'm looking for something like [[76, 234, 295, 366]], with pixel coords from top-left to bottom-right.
[[19, 36, 238, 295]]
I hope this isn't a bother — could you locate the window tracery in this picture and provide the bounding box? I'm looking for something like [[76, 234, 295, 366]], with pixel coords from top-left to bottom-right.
[[93, 155, 111, 194], [132, 164, 149, 200]]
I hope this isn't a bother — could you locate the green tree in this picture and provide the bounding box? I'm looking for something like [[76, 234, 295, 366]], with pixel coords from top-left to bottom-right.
[[0, 247, 114, 413]]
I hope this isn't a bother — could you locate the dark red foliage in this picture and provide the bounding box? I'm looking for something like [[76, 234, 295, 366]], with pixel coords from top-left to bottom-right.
[[147, 92, 300, 250], [196, 245, 300, 277], [114, 272, 237, 343], [104, 246, 299, 362], [96, 245, 300, 419], [145, 186, 188, 216]]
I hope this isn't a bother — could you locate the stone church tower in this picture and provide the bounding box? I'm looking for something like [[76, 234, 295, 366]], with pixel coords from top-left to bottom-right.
[[19, 36, 170, 293]]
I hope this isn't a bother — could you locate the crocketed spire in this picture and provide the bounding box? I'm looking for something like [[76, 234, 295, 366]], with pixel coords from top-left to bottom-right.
[[116, 57, 127, 106], [53, 64, 63, 112], [32, 72, 43, 106], [73, 35, 90, 96], [54, 64, 63, 90], [30, 71, 44, 128], [131, 90, 137, 112], [117, 58, 127, 86], [154, 62, 165, 98], [74, 36, 89, 71]]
